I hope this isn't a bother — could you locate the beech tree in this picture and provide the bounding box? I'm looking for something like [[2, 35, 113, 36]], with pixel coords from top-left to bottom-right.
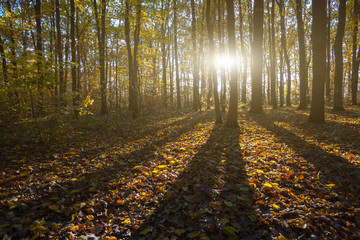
[[225, 0, 238, 128], [309, 0, 326, 123], [250, 0, 264, 114], [333, 0, 346, 111]]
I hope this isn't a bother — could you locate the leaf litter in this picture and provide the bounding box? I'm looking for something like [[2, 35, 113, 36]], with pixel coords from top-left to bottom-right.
[[0, 107, 359, 239]]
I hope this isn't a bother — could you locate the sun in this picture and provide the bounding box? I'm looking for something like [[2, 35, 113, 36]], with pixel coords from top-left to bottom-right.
[[214, 54, 235, 67]]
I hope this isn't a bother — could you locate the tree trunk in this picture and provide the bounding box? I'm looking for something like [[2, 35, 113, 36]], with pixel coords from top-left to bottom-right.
[[250, 0, 264, 114], [70, 0, 78, 117], [225, 0, 239, 128], [0, 36, 7, 82], [6, 0, 17, 77], [239, 0, 247, 104], [55, 0, 65, 105], [352, 0, 359, 105], [333, 0, 346, 111], [309, 0, 326, 124], [296, 0, 308, 109], [277, 0, 291, 107], [325, 0, 331, 102], [270, 0, 277, 109], [125, 0, 141, 118], [174, 0, 181, 109], [191, 0, 200, 111], [206, 0, 222, 124], [161, 1, 168, 108]]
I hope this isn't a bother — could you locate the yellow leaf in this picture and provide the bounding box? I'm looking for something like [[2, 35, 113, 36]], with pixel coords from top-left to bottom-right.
[[223, 226, 237, 238], [121, 219, 131, 225], [264, 182, 273, 188], [187, 231, 200, 238], [175, 229, 186, 235], [272, 204, 280, 211], [87, 215, 94, 220], [158, 165, 167, 169], [71, 178, 78, 181], [276, 234, 287, 240]]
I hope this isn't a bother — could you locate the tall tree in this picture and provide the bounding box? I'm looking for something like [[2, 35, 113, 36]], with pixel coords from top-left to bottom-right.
[[325, 0, 331, 102], [161, 0, 168, 108], [239, 0, 247, 104], [0, 36, 7, 82], [218, 0, 226, 112], [206, 0, 222, 124], [174, 0, 181, 109], [125, 0, 141, 118], [250, 0, 264, 114], [70, 0, 78, 116], [191, 0, 200, 111], [309, 0, 326, 123], [225, 0, 239, 128], [270, 0, 277, 109], [351, 0, 359, 105], [277, 0, 291, 107], [93, 0, 107, 115], [56, 0, 65, 105], [333, 0, 346, 111], [296, 0, 308, 109]]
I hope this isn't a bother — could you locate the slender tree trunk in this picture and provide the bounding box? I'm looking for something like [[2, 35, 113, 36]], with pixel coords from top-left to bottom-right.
[[277, 0, 286, 107], [161, 1, 168, 108], [0, 36, 7, 82], [250, 0, 264, 114], [35, 0, 44, 113], [239, 0, 247, 104], [217, 0, 226, 112], [56, 0, 65, 106], [70, 0, 78, 117], [199, 3, 206, 110], [270, 0, 277, 109], [325, 0, 331, 102], [352, 0, 359, 105], [277, 0, 291, 107], [191, 0, 200, 111], [206, 0, 222, 124], [309, 0, 326, 124], [174, 0, 181, 109], [296, 0, 308, 109], [6, 0, 17, 77], [225, 0, 239, 128], [333, 0, 346, 111]]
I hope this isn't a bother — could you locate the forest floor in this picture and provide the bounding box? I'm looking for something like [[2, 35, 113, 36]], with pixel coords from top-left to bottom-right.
[[0, 106, 359, 240]]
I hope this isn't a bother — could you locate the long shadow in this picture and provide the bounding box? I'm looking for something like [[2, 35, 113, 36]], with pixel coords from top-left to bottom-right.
[[0, 111, 214, 239], [253, 115, 360, 203], [265, 109, 360, 156], [134, 126, 261, 239]]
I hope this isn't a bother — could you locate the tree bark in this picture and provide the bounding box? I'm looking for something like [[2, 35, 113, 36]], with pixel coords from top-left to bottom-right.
[[250, 0, 264, 114], [55, 0, 65, 105], [325, 0, 331, 102], [225, 0, 239, 128], [239, 0, 247, 104], [270, 0, 277, 109], [333, 0, 346, 111], [206, 0, 222, 124], [309, 0, 326, 124], [352, 0, 359, 105], [174, 0, 181, 109], [191, 0, 200, 111], [70, 0, 78, 117], [296, 0, 308, 109]]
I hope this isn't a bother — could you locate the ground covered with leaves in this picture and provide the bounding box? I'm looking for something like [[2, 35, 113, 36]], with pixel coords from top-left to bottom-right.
[[0, 106, 359, 240]]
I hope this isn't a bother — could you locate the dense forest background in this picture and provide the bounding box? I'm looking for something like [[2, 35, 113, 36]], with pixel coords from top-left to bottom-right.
[[0, 0, 358, 123], [0, 0, 360, 239]]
